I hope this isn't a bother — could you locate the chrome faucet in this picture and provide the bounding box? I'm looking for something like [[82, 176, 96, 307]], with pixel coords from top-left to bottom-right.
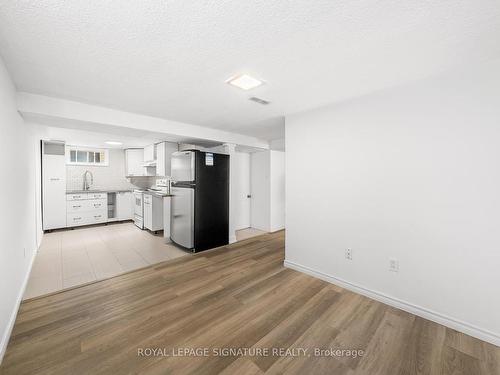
[[83, 170, 94, 190]]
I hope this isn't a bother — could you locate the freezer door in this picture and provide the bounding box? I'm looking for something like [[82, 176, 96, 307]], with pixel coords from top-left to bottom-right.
[[170, 186, 194, 249], [171, 151, 195, 182]]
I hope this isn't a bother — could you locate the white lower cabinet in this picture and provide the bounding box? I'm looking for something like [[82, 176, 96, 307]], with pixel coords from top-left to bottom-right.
[[88, 210, 108, 224], [66, 191, 134, 228], [116, 191, 134, 220], [66, 200, 88, 213], [66, 213, 87, 227], [67, 210, 107, 226], [144, 196, 152, 230], [66, 193, 108, 227], [143, 193, 163, 232], [67, 199, 106, 213]]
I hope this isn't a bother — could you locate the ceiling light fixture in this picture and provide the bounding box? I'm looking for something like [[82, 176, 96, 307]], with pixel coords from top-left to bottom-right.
[[105, 141, 123, 145], [226, 74, 264, 90]]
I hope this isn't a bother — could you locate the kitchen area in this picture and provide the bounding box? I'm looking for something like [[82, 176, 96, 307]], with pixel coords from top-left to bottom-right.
[[22, 128, 282, 300], [27, 139, 218, 299], [44, 140, 179, 237]]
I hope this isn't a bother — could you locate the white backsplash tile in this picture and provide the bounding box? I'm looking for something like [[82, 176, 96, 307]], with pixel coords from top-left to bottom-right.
[[66, 149, 155, 191]]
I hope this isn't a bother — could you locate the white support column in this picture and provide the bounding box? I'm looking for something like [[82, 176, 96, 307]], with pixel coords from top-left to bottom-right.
[[222, 143, 237, 244]]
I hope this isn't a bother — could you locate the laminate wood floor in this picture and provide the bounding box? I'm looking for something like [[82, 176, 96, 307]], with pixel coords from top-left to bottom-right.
[[1, 231, 498, 374]]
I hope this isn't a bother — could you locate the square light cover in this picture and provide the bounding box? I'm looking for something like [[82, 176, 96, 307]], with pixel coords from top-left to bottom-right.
[[226, 74, 264, 90]]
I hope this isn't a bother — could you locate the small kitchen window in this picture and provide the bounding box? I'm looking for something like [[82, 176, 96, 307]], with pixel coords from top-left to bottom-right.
[[66, 146, 109, 166]]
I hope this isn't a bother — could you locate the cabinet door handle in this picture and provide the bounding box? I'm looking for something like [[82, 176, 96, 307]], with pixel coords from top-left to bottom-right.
[[50, 178, 60, 181]]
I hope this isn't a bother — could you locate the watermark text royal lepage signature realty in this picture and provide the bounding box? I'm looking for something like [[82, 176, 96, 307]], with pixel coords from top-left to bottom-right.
[[137, 347, 364, 358]]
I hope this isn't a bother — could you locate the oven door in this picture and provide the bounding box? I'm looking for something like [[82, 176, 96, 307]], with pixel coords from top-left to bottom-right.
[[134, 192, 143, 217]]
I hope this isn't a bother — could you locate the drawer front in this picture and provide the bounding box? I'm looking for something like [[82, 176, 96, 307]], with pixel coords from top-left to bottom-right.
[[88, 199, 107, 210], [67, 210, 107, 227], [66, 201, 87, 213], [67, 213, 90, 227], [67, 199, 107, 213], [143, 194, 152, 204], [88, 210, 108, 224], [67, 193, 88, 201], [88, 192, 107, 200]]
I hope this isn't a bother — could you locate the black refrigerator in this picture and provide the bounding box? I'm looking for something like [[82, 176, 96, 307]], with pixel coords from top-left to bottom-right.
[[170, 150, 229, 252]]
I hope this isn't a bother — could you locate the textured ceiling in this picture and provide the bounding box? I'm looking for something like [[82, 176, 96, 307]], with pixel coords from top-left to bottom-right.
[[1, 1, 499, 140]]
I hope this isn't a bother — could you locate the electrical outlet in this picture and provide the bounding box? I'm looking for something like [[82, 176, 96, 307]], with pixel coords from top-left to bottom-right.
[[389, 258, 399, 272], [345, 248, 353, 260]]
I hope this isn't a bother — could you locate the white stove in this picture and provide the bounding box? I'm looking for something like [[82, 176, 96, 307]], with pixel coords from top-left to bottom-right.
[[133, 189, 146, 229]]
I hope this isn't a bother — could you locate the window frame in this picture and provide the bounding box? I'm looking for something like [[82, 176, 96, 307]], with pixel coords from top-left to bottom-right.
[[66, 146, 109, 166]]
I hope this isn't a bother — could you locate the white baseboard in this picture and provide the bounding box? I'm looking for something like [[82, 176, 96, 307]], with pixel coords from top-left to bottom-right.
[[284, 259, 500, 347], [0, 246, 38, 364], [270, 228, 285, 233]]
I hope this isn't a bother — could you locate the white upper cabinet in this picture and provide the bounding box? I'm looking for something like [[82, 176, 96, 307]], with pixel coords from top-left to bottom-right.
[[125, 149, 144, 176], [126, 143, 177, 177], [144, 144, 156, 163], [156, 142, 178, 177]]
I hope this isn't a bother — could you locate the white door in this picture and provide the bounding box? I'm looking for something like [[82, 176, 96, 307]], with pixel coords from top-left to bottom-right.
[[250, 151, 270, 231], [234, 152, 251, 230]]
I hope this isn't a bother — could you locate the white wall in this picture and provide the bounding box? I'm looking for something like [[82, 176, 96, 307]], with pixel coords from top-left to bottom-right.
[[0, 57, 40, 361], [270, 138, 285, 151], [285, 58, 500, 345], [251, 150, 285, 232], [31, 125, 49, 248], [66, 148, 155, 191]]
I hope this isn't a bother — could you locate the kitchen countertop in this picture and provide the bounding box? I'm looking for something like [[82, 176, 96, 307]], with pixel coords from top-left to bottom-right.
[[143, 191, 173, 197], [66, 189, 134, 194]]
